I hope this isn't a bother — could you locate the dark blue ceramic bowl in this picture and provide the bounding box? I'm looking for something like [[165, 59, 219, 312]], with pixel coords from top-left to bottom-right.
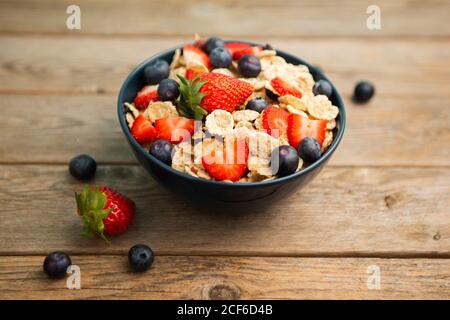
[[118, 41, 346, 209]]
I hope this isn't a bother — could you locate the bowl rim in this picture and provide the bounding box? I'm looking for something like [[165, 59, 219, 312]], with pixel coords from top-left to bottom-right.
[[118, 40, 346, 188]]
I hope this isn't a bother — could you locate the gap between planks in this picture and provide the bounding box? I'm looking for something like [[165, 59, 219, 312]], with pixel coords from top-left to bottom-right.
[[1, 251, 450, 259], [1, 31, 450, 40]]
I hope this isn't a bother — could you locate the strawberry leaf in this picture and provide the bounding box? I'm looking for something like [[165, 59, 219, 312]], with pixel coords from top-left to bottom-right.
[[176, 75, 208, 120], [74, 185, 112, 242]]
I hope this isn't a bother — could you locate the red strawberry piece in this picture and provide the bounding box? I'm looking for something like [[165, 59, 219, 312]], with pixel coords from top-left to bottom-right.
[[154, 116, 195, 144], [183, 44, 211, 69], [134, 85, 159, 110], [224, 42, 252, 56], [199, 73, 253, 113], [131, 115, 157, 144], [185, 64, 208, 81], [232, 46, 263, 60], [270, 77, 302, 98], [75, 185, 135, 240], [202, 139, 248, 182], [287, 114, 327, 149], [262, 106, 290, 138]]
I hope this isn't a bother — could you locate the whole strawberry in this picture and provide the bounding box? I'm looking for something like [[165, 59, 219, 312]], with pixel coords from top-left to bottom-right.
[[74, 185, 135, 240], [176, 73, 253, 118], [199, 73, 253, 113]]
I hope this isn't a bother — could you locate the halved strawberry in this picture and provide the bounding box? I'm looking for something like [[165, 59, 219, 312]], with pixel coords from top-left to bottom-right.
[[131, 115, 157, 144], [134, 85, 159, 110], [154, 116, 195, 144], [183, 44, 211, 69], [287, 114, 327, 149], [270, 77, 302, 98], [262, 106, 290, 138], [224, 42, 251, 57], [232, 46, 263, 60], [202, 140, 248, 182], [185, 64, 208, 81]]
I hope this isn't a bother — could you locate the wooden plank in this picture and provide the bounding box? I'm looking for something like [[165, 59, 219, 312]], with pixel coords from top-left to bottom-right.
[[0, 36, 449, 96], [0, 255, 449, 299], [0, 0, 449, 37], [0, 165, 448, 256], [1, 94, 449, 166]]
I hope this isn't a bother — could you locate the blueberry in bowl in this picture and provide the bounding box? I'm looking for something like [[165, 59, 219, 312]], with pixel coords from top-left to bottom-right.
[[118, 36, 346, 209]]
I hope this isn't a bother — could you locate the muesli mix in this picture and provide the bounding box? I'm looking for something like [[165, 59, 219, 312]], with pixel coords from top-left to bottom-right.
[[124, 36, 339, 183]]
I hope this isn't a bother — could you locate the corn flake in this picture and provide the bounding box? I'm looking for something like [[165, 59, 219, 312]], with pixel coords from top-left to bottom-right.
[[145, 101, 179, 123], [306, 95, 339, 120], [205, 110, 234, 136], [232, 109, 260, 122]]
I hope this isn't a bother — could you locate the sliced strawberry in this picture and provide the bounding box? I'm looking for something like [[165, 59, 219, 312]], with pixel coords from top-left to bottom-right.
[[154, 116, 195, 144], [183, 44, 211, 69], [133, 85, 159, 110], [224, 42, 251, 57], [262, 106, 290, 138], [202, 140, 248, 182], [270, 77, 302, 98], [185, 64, 208, 81], [232, 46, 263, 60], [287, 114, 327, 149], [131, 115, 157, 144]]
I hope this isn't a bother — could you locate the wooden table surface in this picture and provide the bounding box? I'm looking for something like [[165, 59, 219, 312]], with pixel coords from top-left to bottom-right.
[[0, 0, 449, 299]]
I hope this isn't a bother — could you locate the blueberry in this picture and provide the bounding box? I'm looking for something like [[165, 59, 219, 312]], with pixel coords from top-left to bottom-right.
[[201, 37, 225, 54], [271, 145, 299, 177], [43, 251, 71, 278], [238, 54, 261, 78], [298, 137, 322, 163], [144, 59, 170, 85], [353, 81, 375, 103], [246, 97, 269, 113], [263, 43, 274, 50], [313, 80, 333, 98], [149, 139, 173, 165], [209, 47, 232, 68], [69, 154, 97, 181], [128, 244, 154, 272], [157, 79, 180, 101]]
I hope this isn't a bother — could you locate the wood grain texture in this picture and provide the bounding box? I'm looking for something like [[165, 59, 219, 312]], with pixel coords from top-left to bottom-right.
[[0, 0, 449, 37], [0, 165, 448, 256], [0, 255, 449, 299], [0, 36, 449, 96], [1, 94, 449, 166]]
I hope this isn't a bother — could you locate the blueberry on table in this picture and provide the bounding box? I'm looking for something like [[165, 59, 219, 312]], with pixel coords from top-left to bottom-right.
[[149, 139, 173, 165], [144, 59, 170, 85], [201, 37, 225, 54], [246, 97, 269, 113], [69, 154, 97, 181], [157, 79, 180, 101], [43, 251, 71, 278], [313, 80, 333, 98], [271, 145, 299, 177], [353, 81, 375, 103], [238, 54, 261, 78], [128, 244, 154, 272], [298, 137, 322, 163], [209, 47, 232, 68]]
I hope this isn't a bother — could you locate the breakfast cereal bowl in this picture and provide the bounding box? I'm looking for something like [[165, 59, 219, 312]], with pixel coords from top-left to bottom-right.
[[118, 39, 346, 209]]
